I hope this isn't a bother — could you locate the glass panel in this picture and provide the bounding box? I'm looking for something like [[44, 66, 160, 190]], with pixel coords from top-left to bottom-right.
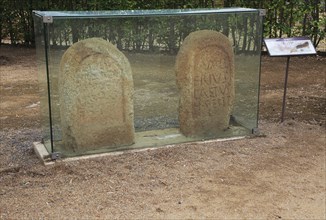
[[33, 14, 52, 153], [232, 12, 263, 130], [34, 8, 258, 18], [35, 9, 263, 157]]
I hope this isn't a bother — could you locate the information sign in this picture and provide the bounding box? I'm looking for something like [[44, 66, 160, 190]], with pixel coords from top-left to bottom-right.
[[264, 37, 317, 122], [264, 37, 316, 57]]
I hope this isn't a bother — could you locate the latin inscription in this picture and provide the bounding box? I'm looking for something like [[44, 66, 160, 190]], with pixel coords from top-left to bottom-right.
[[193, 47, 231, 118], [175, 30, 235, 137]]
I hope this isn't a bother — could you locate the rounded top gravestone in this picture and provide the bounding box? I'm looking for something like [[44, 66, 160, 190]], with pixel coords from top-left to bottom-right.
[[175, 30, 235, 137], [59, 38, 135, 153]]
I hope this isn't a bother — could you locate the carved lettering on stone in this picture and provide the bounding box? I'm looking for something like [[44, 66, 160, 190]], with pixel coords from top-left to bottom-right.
[[59, 38, 134, 152], [175, 30, 235, 137]]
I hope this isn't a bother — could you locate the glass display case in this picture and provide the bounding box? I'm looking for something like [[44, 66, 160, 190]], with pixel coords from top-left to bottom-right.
[[33, 8, 264, 158]]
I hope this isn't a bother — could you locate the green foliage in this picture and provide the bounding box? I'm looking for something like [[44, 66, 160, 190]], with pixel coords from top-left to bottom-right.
[[0, 0, 324, 49], [262, 0, 325, 47]]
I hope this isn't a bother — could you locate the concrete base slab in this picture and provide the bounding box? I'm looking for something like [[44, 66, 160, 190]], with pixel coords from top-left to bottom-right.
[[33, 142, 54, 165], [33, 136, 246, 166]]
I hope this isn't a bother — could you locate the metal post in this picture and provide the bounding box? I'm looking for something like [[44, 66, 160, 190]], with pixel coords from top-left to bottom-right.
[[43, 23, 54, 153], [281, 56, 291, 122]]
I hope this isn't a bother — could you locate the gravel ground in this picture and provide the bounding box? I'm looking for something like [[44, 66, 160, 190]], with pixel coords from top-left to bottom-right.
[[0, 45, 325, 219]]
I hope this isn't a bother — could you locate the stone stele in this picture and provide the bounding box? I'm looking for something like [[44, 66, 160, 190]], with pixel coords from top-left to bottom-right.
[[59, 38, 134, 152], [175, 30, 235, 137]]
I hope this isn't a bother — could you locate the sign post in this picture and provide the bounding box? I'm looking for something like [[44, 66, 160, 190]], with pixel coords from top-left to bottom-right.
[[264, 37, 317, 122]]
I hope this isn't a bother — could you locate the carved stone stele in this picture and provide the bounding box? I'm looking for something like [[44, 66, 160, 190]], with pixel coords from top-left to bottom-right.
[[59, 38, 134, 152], [175, 30, 235, 137]]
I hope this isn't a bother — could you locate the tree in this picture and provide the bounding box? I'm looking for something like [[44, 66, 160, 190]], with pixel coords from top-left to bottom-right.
[[0, 0, 324, 50]]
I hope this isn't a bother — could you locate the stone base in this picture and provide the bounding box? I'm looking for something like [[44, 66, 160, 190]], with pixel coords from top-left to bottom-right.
[[33, 134, 246, 165], [33, 142, 54, 165]]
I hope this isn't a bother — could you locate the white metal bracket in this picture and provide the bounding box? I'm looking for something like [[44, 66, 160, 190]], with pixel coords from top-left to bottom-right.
[[43, 16, 53, 23], [51, 152, 61, 160], [259, 9, 266, 16]]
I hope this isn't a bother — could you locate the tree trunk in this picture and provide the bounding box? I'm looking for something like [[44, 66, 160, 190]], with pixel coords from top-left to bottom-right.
[[148, 20, 154, 52], [241, 17, 248, 52], [7, 18, 16, 45], [247, 17, 256, 52], [231, 22, 238, 52], [274, 8, 278, 38], [279, 4, 284, 38], [117, 24, 123, 50], [288, 0, 294, 37], [134, 21, 142, 52], [72, 25, 79, 43], [0, 3, 3, 45], [312, 0, 320, 47], [168, 19, 176, 54], [28, 0, 35, 46]]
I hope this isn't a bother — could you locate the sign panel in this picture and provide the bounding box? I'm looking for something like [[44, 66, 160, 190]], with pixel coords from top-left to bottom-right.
[[264, 37, 316, 57]]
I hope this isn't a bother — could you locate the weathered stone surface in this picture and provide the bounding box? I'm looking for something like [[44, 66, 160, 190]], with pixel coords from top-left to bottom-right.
[[59, 38, 134, 152], [175, 30, 235, 137]]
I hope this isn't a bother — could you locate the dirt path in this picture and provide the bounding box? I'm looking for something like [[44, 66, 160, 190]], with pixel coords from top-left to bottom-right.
[[0, 45, 325, 219]]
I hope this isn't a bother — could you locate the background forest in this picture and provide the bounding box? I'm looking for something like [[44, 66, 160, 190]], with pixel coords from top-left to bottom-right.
[[0, 0, 325, 52]]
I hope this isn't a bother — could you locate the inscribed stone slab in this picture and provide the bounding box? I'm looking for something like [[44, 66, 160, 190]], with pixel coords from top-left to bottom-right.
[[59, 38, 134, 152], [175, 30, 235, 137]]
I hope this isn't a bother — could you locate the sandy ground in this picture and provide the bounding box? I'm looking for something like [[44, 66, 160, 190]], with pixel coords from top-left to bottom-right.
[[0, 45, 325, 219]]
